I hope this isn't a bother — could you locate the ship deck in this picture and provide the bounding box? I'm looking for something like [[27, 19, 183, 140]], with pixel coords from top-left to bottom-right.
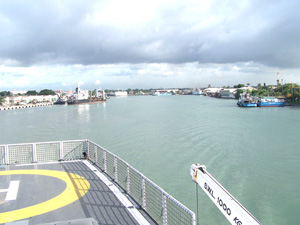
[[0, 160, 157, 225]]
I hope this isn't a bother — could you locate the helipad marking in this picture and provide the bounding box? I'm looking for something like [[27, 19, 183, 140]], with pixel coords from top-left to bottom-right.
[[5, 181, 20, 201], [0, 170, 90, 224]]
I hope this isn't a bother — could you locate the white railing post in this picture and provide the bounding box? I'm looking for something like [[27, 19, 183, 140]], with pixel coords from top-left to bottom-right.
[[127, 165, 130, 194], [142, 177, 146, 210], [94, 145, 98, 163], [162, 193, 167, 225], [32, 143, 37, 163], [103, 151, 107, 173], [4, 145, 9, 164], [192, 212, 197, 225], [114, 156, 118, 182], [59, 141, 63, 160], [86, 140, 90, 159]]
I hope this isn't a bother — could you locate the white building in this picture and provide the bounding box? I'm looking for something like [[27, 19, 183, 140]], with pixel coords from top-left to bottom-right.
[[202, 88, 222, 96], [239, 86, 256, 92], [219, 88, 237, 99], [3, 95, 58, 105]]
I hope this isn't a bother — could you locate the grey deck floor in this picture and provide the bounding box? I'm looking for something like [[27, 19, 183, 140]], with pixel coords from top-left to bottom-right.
[[0, 161, 157, 225]]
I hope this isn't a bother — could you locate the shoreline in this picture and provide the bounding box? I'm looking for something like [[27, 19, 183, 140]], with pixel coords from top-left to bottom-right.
[[0, 102, 53, 111]]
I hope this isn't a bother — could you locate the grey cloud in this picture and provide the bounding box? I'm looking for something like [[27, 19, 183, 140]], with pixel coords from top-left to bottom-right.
[[0, 0, 300, 69]]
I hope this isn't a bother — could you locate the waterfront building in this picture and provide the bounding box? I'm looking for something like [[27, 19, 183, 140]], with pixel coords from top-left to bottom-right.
[[2, 95, 58, 105], [219, 88, 237, 99], [238, 86, 257, 92], [202, 88, 222, 97]]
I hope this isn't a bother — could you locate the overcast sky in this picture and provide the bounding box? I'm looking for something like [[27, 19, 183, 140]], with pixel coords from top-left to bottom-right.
[[1, 0, 300, 91]]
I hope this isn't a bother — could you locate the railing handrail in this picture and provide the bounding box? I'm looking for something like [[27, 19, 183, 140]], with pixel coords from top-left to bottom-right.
[[0, 139, 87, 147]]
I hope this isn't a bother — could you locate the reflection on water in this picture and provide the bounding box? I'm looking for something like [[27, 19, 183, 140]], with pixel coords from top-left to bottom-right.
[[77, 104, 90, 114], [77, 105, 90, 121]]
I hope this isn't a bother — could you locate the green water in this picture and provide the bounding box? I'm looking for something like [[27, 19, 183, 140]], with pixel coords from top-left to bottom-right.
[[1, 96, 300, 224]]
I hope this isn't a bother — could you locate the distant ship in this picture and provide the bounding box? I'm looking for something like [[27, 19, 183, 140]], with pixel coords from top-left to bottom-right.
[[192, 88, 202, 95], [237, 92, 257, 107], [257, 96, 285, 107], [67, 85, 90, 104], [114, 91, 128, 97], [152, 91, 172, 96], [67, 84, 106, 105]]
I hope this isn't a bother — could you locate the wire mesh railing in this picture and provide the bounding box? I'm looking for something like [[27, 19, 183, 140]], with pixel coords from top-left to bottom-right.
[[0, 139, 196, 225], [0, 140, 87, 164], [87, 140, 196, 225]]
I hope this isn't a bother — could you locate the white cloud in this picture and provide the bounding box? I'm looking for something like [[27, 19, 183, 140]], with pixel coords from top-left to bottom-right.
[[13, 77, 31, 88], [232, 66, 239, 71], [85, 0, 161, 26]]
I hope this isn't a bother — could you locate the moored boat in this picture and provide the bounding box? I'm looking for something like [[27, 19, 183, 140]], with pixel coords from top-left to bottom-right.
[[237, 92, 257, 107], [152, 91, 172, 96], [67, 84, 106, 105], [67, 86, 90, 104], [114, 91, 128, 97], [257, 96, 285, 107], [192, 88, 202, 95], [54, 96, 67, 105]]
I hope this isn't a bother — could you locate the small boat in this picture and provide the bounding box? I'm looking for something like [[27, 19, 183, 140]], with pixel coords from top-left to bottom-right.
[[54, 97, 67, 105], [257, 96, 285, 107], [237, 92, 257, 107]]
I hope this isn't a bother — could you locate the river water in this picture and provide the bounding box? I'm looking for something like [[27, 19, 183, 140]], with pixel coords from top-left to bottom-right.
[[1, 95, 300, 224]]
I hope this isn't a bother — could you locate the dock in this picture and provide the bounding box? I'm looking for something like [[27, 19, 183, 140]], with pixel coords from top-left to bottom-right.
[[0, 103, 53, 111]]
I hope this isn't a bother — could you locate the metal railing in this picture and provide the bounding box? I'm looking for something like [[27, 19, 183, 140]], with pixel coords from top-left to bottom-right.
[[0, 139, 196, 225]]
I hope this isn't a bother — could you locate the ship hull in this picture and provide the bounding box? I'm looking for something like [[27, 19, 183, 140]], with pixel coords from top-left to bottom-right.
[[257, 102, 285, 107], [257, 97, 285, 107], [67, 99, 90, 105], [67, 98, 105, 105], [237, 102, 257, 107]]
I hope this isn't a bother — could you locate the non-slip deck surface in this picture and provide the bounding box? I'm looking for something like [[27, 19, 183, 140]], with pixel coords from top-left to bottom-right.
[[0, 161, 156, 225]]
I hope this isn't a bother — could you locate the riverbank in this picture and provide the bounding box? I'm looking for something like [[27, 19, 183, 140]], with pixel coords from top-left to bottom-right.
[[0, 102, 53, 111]]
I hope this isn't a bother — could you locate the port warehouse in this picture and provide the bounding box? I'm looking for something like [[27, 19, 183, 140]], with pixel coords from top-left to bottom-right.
[[0, 139, 196, 225], [1, 95, 58, 105]]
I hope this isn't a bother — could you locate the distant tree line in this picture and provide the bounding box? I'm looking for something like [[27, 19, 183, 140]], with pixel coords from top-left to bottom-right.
[[0, 89, 56, 96], [0, 89, 57, 104], [235, 83, 300, 101]]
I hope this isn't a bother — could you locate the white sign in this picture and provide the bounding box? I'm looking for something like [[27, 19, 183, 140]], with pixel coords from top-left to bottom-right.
[[191, 164, 261, 225]]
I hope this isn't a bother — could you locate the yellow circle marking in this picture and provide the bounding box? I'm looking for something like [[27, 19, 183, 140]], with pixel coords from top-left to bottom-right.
[[0, 170, 90, 223]]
